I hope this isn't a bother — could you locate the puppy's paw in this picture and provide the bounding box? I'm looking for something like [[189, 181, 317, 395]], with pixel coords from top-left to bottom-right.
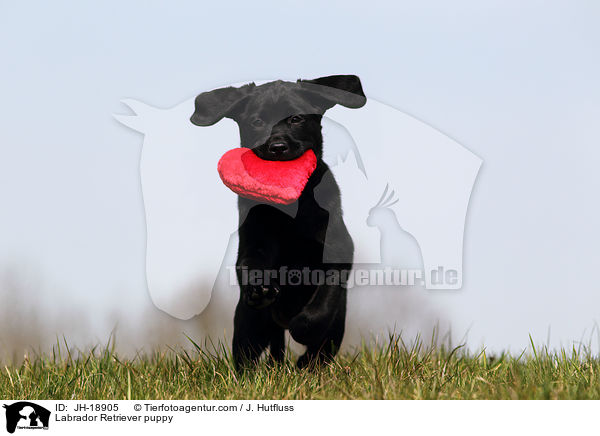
[[243, 285, 280, 309], [296, 352, 318, 370]]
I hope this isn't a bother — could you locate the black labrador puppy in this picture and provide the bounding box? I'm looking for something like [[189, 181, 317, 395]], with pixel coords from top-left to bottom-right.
[[190, 75, 365, 369]]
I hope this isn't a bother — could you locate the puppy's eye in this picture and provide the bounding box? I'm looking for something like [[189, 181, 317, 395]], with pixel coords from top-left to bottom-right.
[[289, 115, 303, 124], [251, 119, 264, 127]]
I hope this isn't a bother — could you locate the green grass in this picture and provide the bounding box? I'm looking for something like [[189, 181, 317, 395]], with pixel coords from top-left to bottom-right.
[[2, 335, 600, 400]]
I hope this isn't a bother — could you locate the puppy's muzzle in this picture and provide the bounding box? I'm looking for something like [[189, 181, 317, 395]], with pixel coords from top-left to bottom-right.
[[268, 141, 289, 154]]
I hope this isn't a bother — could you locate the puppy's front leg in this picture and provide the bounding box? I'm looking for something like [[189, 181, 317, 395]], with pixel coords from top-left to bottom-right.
[[233, 250, 281, 369], [236, 201, 288, 308], [236, 255, 281, 309], [289, 203, 353, 368], [289, 280, 348, 368]]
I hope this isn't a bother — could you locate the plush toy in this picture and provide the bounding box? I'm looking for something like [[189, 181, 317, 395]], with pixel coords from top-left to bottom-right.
[[217, 148, 317, 205]]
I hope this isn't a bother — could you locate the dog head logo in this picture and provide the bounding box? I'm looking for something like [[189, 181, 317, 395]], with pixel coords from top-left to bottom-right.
[[114, 78, 482, 320], [3, 402, 50, 433]]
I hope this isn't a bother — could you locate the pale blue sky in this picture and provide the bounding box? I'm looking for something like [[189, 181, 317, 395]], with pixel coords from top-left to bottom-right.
[[1, 0, 599, 354]]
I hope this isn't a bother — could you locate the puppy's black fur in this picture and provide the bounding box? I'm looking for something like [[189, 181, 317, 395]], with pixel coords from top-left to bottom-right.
[[191, 75, 365, 369]]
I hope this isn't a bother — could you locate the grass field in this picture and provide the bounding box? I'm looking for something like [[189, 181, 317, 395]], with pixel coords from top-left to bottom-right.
[[2, 335, 600, 400]]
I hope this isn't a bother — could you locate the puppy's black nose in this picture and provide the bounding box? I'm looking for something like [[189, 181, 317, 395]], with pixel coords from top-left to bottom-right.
[[268, 142, 289, 154]]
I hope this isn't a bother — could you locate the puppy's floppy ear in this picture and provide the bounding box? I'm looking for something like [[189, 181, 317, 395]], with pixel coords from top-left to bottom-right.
[[190, 83, 254, 126], [297, 75, 366, 111]]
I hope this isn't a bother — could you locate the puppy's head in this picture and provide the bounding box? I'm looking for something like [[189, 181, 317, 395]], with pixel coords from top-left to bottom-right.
[[190, 75, 365, 161]]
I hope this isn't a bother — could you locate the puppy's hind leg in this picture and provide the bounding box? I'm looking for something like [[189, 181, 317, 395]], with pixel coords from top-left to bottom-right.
[[267, 327, 286, 364], [232, 301, 271, 371]]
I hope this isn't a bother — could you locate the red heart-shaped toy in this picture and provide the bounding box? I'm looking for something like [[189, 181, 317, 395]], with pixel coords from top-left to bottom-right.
[[217, 148, 317, 205]]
